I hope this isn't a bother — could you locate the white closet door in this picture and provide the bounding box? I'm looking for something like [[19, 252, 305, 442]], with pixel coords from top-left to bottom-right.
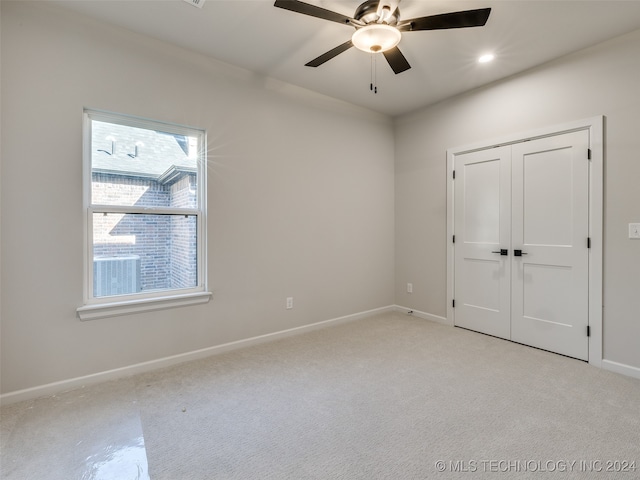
[[454, 146, 511, 339], [510, 131, 590, 360]]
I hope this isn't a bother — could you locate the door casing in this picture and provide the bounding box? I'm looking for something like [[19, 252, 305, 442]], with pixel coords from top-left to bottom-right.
[[446, 116, 603, 367]]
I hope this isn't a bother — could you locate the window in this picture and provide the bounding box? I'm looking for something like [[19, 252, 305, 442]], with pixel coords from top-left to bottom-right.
[[77, 110, 210, 320]]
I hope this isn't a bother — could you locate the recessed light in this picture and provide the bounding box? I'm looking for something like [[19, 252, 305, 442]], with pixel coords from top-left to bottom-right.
[[478, 54, 495, 63]]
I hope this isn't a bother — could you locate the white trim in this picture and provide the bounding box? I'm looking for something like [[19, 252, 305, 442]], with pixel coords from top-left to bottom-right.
[[90, 206, 200, 216], [446, 116, 602, 156], [82, 112, 92, 304], [2, 305, 394, 405], [601, 359, 640, 381], [587, 117, 603, 368], [446, 116, 603, 367], [84, 108, 204, 137], [77, 291, 213, 321], [393, 305, 452, 326], [446, 150, 456, 326]]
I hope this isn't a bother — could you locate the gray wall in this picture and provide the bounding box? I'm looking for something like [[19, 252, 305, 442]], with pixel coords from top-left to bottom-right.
[[395, 29, 640, 370], [0, 2, 395, 394]]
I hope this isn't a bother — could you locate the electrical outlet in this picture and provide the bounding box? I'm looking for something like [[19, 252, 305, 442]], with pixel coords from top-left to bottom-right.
[[286, 297, 293, 309], [630, 223, 640, 239], [407, 283, 413, 294]]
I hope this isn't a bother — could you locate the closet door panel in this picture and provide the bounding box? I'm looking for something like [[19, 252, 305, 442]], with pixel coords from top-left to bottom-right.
[[454, 146, 511, 339], [511, 131, 590, 360]]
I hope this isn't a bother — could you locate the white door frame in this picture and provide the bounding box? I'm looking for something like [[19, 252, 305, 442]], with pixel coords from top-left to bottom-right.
[[446, 116, 603, 367]]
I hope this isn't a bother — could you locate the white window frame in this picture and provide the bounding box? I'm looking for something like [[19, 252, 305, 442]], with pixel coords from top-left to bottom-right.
[[77, 109, 211, 321]]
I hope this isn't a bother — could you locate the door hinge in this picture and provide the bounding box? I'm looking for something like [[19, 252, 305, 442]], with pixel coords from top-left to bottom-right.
[[587, 325, 591, 337], [453, 235, 455, 244], [588, 148, 592, 160], [453, 170, 456, 179], [587, 237, 591, 248], [452, 299, 455, 308]]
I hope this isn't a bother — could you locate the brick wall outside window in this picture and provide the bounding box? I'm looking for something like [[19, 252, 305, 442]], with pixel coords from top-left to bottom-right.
[[169, 176, 198, 289], [93, 172, 197, 293]]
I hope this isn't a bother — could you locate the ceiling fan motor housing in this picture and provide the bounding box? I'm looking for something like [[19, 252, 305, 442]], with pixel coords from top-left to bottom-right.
[[354, 0, 399, 25]]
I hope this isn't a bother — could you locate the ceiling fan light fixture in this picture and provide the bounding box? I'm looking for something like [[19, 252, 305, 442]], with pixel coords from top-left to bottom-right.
[[351, 24, 401, 53]]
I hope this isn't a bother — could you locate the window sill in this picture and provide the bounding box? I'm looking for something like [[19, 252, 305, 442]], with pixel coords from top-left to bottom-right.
[[77, 291, 212, 321]]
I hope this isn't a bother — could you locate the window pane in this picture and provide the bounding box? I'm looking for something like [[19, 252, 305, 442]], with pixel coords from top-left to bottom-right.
[[91, 120, 198, 208], [93, 213, 197, 297]]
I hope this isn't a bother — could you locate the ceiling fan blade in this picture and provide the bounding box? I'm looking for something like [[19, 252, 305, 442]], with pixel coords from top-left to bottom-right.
[[274, 0, 354, 26], [305, 40, 354, 67], [383, 46, 411, 74], [398, 8, 491, 32]]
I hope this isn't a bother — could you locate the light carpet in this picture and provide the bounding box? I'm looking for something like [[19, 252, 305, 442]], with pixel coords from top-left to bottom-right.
[[133, 312, 640, 479]]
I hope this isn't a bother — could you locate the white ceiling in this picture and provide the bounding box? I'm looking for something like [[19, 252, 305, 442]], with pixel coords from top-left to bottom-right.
[[52, 0, 640, 117]]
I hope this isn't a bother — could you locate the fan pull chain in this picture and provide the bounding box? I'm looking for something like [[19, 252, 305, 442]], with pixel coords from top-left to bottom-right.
[[370, 54, 374, 92], [370, 54, 378, 94], [375, 54, 378, 94]]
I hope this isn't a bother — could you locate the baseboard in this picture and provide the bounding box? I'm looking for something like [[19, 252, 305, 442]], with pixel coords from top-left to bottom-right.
[[0, 305, 395, 406], [393, 305, 452, 326], [601, 359, 640, 381], [391, 308, 640, 381]]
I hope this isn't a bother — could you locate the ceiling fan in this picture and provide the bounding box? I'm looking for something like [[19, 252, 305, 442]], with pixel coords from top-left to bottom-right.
[[274, 0, 491, 74]]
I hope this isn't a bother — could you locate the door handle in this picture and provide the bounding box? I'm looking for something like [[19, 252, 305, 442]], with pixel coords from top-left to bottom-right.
[[491, 249, 509, 256], [514, 249, 528, 256]]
